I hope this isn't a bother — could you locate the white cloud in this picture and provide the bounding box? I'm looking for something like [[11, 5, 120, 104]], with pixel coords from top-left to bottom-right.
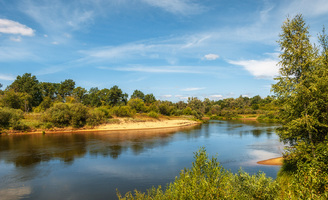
[[10, 36, 22, 42], [141, 0, 205, 15], [181, 87, 205, 91], [204, 54, 219, 60], [52, 41, 59, 45], [0, 19, 34, 36], [161, 94, 172, 98], [99, 66, 203, 74], [284, 0, 328, 17], [228, 58, 279, 79], [209, 95, 223, 100], [0, 73, 15, 81]]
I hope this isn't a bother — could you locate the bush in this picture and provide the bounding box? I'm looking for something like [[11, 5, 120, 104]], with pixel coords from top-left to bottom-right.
[[117, 148, 279, 200], [43, 103, 71, 127], [147, 111, 159, 119], [70, 103, 88, 128], [111, 106, 135, 117], [128, 98, 145, 113], [0, 107, 24, 129], [87, 108, 107, 127], [43, 103, 89, 128]]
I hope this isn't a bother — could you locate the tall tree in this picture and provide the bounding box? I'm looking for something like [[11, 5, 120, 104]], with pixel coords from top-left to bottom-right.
[[131, 90, 145, 101], [108, 85, 128, 106], [58, 79, 75, 100], [7, 73, 42, 108], [272, 15, 328, 160]]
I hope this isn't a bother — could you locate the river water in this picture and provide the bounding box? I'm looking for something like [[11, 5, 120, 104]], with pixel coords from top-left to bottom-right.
[[0, 120, 284, 200]]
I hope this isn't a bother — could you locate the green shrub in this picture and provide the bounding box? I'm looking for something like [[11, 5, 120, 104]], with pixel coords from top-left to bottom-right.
[[70, 103, 88, 128], [87, 108, 106, 127], [0, 107, 24, 129], [117, 148, 279, 200], [43, 103, 71, 127], [110, 106, 135, 117], [147, 111, 159, 119], [43, 103, 89, 128], [128, 98, 145, 113]]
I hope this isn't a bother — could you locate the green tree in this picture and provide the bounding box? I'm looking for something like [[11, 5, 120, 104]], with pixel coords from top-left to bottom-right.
[[128, 98, 145, 113], [131, 90, 145, 101], [7, 73, 42, 108], [58, 79, 75, 100], [108, 85, 128, 106], [144, 93, 156, 105], [72, 86, 87, 103]]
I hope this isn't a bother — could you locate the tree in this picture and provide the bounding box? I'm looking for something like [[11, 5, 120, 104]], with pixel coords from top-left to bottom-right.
[[144, 93, 156, 105], [72, 87, 87, 103], [7, 73, 42, 108], [58, 79, 75, 100], [108, 85, 128, 106], [272, 15, 328, 162], [131, 90, 145, 101]]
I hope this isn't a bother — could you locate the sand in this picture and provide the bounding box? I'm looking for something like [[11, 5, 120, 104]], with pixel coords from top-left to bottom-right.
[[6, 118, 200, 135], [257, 157, 283, 166]]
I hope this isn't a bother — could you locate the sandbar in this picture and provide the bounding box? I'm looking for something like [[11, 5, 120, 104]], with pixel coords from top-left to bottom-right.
[[257, 157, 283, 166]]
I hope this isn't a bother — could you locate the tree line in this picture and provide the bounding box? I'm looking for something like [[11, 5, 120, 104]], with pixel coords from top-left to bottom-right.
[[0, 73, 279, 131]]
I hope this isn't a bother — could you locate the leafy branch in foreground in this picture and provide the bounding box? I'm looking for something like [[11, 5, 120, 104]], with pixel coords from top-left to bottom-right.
[[117, 148, 279, 200]]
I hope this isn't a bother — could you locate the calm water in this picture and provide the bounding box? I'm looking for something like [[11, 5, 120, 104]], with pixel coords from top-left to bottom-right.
[[0, 120, 283, 200]]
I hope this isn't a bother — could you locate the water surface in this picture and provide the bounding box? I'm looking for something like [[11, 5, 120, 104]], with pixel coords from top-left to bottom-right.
[[0, 120, 283, 200]]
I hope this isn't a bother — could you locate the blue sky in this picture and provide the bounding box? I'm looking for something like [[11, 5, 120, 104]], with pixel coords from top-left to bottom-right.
[[1, 0, 328, 102]]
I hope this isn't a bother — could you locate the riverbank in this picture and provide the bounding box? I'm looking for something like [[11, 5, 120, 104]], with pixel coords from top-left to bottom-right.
[[3, 117, 201, 135]]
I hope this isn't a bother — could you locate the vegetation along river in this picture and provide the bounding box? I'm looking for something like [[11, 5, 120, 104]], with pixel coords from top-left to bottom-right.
[[0, 120, 283, 200]]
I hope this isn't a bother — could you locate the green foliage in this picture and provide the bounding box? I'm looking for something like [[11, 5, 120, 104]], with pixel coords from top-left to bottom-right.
[[69, 103, 88, 128], [131, 90, 145, 101], [147, 111, 159, 119], [43, 103, 88, 128], [86, 107, 110, 127], [117, 148, 279, 200], [128, 98, 145, 113], [144, 93, 156, 105], [0, 107, 24, 129], [58, 79, 75, 100], [110, 106, 135, 117], [7, 73, 42, 107]]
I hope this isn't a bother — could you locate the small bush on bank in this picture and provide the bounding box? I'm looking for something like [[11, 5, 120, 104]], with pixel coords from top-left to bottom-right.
[[110, 106, 135, 117], [43, 103, 89, 128], [147, 111, 159, 119], [0, 107, 24, 129]]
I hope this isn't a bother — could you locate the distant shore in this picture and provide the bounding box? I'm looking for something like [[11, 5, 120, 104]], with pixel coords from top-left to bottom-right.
[[4, 118, 201, 135], [257, 157, 283, 166]]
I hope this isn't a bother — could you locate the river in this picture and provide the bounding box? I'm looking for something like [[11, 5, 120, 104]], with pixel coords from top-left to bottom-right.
[[0, 120, 283, 200]]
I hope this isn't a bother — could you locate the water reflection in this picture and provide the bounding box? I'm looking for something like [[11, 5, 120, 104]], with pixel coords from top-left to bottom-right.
[[0, 121, 283, 200], [0, 126, 202, 167]]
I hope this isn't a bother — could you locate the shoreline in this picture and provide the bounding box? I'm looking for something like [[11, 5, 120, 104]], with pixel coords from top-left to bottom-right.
[[257, 157, 283, 166], [3, 118, 201, 135]]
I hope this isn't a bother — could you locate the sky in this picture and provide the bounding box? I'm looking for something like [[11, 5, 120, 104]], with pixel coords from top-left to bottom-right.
[[1, 0, 328, 102]]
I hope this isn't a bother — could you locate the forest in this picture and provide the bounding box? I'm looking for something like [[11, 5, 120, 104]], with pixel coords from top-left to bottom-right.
[[0, 72, 279, 132]]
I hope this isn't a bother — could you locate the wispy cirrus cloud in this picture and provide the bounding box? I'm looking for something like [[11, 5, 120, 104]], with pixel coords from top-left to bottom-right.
[[141, 0, 206, 15], [181, 87, 205, 91], [0, 19, 34, 36], [0, 73, 15, 81], [98, 66, 202, 74]]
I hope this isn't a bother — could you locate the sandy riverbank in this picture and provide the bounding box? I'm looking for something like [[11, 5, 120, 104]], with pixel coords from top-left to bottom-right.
[[5, 118, 201, 135], [257, 157, 283, 166]]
